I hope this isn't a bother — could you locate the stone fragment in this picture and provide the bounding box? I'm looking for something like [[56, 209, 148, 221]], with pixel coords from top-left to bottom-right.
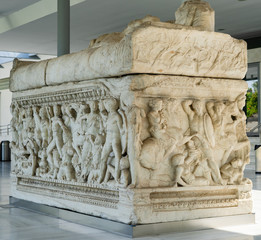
[[175, 0, 215, 31], [10, 59, 48, 92]]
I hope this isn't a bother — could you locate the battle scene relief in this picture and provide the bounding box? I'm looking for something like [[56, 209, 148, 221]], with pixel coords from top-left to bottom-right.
[[10, 88, 250, 189], [137, 93, 250, 188], [11, 97, 131, 188]]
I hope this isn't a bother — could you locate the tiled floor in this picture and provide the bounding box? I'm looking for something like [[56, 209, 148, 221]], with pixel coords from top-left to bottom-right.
[[1, 138, 261, 240]]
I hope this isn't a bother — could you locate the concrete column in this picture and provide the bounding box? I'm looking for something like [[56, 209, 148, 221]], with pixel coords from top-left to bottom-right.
[[57, 0, 70, 56]]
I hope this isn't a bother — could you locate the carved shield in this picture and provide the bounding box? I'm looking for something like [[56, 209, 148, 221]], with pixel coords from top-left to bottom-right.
[[118, 109, 127, 154], [204, 113, 215, 148]]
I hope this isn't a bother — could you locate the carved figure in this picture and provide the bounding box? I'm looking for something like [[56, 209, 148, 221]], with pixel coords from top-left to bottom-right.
[[171, 139, 210, 186], [21, 107, 35, 147], [10, 90, 249, 190], [33, 106, 50, 148], [139, 99, 169, 173], [221, 158, 244, 185], [62, 103, 85, 158], [36, 149, 48, 177], [87, 134, 104, 183], [139, 98, 195, 187], [182, 99, 224, 185], [147, 99, 167, 140], [193, 158, 212, 185], [24, 138, 38, 176], [172, 154, 190, 186], [48, 105, 71, 157], [98, 98, 125, 183], [57, 144, 75, 181], [81, 101, 103, 172], [52, 149, 61, 179], [72, 152, 81, 182], [104, 155, 116, 184], [10, 103, 21, 165], [120, 94, 146, 186], [220, 97, 249, 166]]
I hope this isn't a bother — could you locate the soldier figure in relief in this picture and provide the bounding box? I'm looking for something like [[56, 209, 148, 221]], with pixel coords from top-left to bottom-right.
[[98, 98, 125, 183], [182, 99, 225, 185]]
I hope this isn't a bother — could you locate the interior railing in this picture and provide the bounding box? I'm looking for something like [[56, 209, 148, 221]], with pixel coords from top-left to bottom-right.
[[0, 124, 11, 136]]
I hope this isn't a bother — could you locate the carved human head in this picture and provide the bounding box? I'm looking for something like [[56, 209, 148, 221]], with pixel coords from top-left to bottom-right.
[[39, 107, 47, 119], [215, 101, 225, 113], [149, 99, 163, 111], [53, 104, 61, 117], [192, 100, 204, 115], [89, 101, 98, 112], [26, 107, 33, 117], [76, 104, 87, 116], [10, 102, 19, 116], [104, 98, 119, 112]]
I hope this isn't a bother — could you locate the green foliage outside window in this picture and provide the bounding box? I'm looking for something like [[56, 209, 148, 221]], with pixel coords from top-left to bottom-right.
[[246, 81, 258, 118]]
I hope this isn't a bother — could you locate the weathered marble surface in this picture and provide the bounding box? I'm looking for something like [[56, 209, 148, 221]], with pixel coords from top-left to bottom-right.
[[10, 18, 246, 92], [11, 74, 252, 223], [10, 0, 252, 225], [175, 0, 215, 31]]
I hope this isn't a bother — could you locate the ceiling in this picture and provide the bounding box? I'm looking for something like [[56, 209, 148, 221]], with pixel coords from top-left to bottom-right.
[[0, 0, 261, 57]]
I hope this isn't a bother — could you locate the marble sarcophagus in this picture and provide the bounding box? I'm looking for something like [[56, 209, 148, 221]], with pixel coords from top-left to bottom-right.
[[10, 0, 252, 225]]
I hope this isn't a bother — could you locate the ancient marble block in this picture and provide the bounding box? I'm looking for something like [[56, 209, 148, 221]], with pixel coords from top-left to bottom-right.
[[10, 0, 252, 226], [175, 0, 215, 31], [10, 74, 252, 224], [10, 59, 48, 92]]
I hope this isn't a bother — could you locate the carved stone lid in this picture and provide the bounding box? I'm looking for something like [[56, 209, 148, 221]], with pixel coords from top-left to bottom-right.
[[10, 17, 247, 92]]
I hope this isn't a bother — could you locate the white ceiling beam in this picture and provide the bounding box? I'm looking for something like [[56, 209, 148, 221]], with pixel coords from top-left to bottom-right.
[[0, 0, 86, 35]]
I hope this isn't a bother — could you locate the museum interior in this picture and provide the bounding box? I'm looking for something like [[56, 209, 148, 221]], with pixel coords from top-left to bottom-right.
[[1, 0, 261, 239]]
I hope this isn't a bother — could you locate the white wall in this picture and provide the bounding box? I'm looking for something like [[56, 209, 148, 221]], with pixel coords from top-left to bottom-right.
[[248, 47, 261, 63], [0, 89, 12, 126], [248, 47, 261, 83]]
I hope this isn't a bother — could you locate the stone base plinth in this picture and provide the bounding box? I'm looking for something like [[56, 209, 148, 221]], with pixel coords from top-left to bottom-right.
[[10, 195, 254, 238], [12, 174, 252, 224]]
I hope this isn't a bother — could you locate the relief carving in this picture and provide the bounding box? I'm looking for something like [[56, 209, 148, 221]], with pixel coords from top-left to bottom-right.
[[11, 96, 131, 187], [138, 94, 250, 188], [11, 88, 250, 190], [9, 0, 252, 224]]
